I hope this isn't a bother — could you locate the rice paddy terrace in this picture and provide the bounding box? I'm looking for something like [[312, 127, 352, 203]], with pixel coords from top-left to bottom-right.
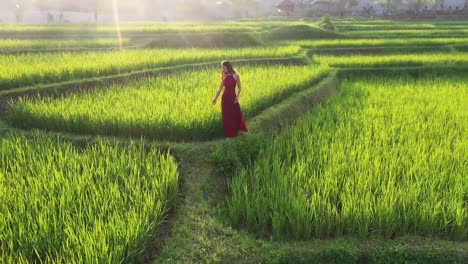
[[0, 19, 467, 263]]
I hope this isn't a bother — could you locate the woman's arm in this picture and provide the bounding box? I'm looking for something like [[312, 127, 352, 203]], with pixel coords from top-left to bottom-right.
[[212, 80, 224, 105], [234, 74, 241, 103]]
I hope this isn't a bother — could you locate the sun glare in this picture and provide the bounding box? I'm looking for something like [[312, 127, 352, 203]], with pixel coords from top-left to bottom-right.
[[111, 0, 123, 50]]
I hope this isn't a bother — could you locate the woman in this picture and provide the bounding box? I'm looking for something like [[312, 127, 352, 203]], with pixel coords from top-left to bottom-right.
[[212, 61, 248, 138]]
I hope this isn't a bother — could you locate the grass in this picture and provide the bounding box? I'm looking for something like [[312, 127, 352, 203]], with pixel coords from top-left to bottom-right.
[[339, 24, 468, 31], [266, 24, 345, 40], [228, 74, 468, 240], [2, 20, 467, 38], [7, 64, 330, 140], [290, 38, 468, 49], [0, 132, 179, 262], [0, 22, 261, 35], [336, 23, 437, 30], [346, 29, 468, 38], [152, 75, 468, 264], [0, 21, 312, 36], [2, 19, 468, 264], [141, 32, 265, 48], [0, 46, 301, 90], [316, 52, 468, 67], [335, 22, 468, 31], [0, 38, 129, 52]]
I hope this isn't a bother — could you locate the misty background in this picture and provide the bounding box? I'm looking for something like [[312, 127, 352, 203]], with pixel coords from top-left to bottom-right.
[[0, 0, 282, 23], [0, 0, 466, 23]]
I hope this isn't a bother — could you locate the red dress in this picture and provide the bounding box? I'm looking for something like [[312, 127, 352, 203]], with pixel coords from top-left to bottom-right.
[[221, 74, 248, 138]]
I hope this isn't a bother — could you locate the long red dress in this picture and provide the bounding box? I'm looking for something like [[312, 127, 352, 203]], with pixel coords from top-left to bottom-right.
[[221, 74, 248, 138]]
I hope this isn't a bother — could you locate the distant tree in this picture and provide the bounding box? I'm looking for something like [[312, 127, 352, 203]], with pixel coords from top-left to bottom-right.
[[429, 0, 444, 14], [461, 0, 468, 16], [408, 0, 424, 13], [308, 0, 358, 16], [334, 0, 359, 15], [14, 0, 26, 22], [416, 0, 425, 11], [233, 0, 260, 18], [47, 12, 54, 23], [296, 0, 307, 8], [32, 0, 101, 22], [275, 0, 295, 16], [373, 0, 403, 15]]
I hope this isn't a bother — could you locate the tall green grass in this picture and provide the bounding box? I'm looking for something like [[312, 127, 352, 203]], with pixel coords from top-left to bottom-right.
[[336, 23, 437, 31], [290, 38, 468, 49], [0, 22, 260, 35], [316, 52, 468, 67], [0, 46, 301, 90], [0, 133, 179, 262], [229, 74, 468, 240], [0, 38, 129, 52], [347, 29, 468, 38], [334, 21, 468, 31], [7, 64, 330, 140], [266, 24, 344, 40], [0, 21, 313, 35], [2, 20, 467, 37]]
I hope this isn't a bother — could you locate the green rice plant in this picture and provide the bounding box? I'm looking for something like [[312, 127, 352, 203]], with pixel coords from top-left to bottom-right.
[[335, 23, 437, 31], [289, 38, 468, 49], [140, 32, 266, 48], [228, 74, 468, 240], [7, 64, 330, 140], [0, 38, 129, 52], [0, 132, 179, 262], [317, 15, 335, 31], [346, 29, 468, 38], [5, 21, 464, 37], [266, 24, 343, 40], [0, 22, 260, 35], [0, 46, 301, 90], [316, 52, 468, 68], [334, 21, 468, 31], [0, 21, 311, 35]]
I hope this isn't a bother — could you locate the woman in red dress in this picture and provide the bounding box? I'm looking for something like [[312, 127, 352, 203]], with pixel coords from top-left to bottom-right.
[[212, 61, 248, 138]]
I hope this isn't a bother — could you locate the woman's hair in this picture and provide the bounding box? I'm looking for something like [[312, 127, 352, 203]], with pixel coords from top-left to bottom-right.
[[222, 61, 236, 75]]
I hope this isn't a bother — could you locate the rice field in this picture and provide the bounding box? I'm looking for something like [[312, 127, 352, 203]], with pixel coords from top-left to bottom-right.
[[0, 21, 312, 36], [316, 53, 468, 67], [0, 46, 301, 90], [289, 38, 468, 49], [1, 19, 468, 262], [229, 74, 468, 240], [0, 38, 129, 52], [0, 22, 260, 35], [334, 21, 468, 31], [0, 133, 179, 262], [7, 64, 330, 140], [346, 29, 468, 38]]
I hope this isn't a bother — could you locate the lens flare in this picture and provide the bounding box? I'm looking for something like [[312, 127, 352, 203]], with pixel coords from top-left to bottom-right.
[[112, 0, 123, 50]]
